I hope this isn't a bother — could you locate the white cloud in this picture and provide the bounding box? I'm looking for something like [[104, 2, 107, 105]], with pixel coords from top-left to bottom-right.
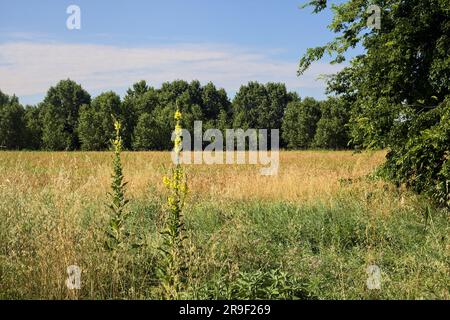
[[0, 41, 346, 97]]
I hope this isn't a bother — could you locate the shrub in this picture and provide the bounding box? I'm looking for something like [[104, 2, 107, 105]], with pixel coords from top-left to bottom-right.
[[382, 96, 450, 207]]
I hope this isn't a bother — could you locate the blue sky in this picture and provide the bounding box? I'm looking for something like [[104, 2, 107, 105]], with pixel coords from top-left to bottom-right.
[[0, 0, 362, 105]]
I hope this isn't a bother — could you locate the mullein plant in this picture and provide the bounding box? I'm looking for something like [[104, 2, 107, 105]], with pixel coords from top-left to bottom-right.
[[105, 119, 130, 251], [158, 108, 189, 299]]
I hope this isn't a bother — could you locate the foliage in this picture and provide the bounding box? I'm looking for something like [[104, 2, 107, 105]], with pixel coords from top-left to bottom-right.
[[381, 97, 450, 207], [300, 0, 450, 205], [313, 97, 350, 149], [281, 97, 321, 149], [40, 79, 91, 150], [197, 269, 309, 300], [121, 80, 159, 149], [0, 91, 25, 149], [0, 79, 357, 151], [232, 82, 293, 145], [23, 106, 42, 150], [132, 112, 160, 150], [127, 80, 231, 151], [300, 0, 450, 142], [78, 92, 122, 151]]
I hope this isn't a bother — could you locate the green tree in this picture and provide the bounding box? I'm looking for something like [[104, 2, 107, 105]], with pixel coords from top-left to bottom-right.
[[78, 91, 122, 151], [300, 0, 450, 147], [40, 79, 91, 150], [0, 91, 25, 149], [122, 80, 159, 149], [122, 80, 232, 150], [132, 112, 160, 150], [232, 82, 294, 150], [300, 0, 450, 204], [232, 82, 291, 131], [201, 82, 232, 132], [281, 97, 321, 149], [313, 97, 350, 149], [145, 80, 229, 150], [23, 105, 42, 150], [146, 81, 194, 150]]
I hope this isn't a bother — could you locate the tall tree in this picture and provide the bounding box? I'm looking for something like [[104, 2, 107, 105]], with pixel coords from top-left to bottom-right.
[[300, 0, 450, 204], [232, 82, 292, 129], [78, 91, 122, 151], [232, 82, 293, 148], [313, 97, 350, 149], [132, 112, 160, 150], [0, 91, 25, 149], [23, 105, 42, 150], [281, 97, 321, 149], [121, 80, 159, 149], [299, 0, 450, 147], [40, 79, 91, 150], [154, 80, 204, 150], [201, 82, 232, 131]]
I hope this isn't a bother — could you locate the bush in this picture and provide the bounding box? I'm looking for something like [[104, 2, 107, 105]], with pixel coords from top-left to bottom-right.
[[382, 96, 450, 207]]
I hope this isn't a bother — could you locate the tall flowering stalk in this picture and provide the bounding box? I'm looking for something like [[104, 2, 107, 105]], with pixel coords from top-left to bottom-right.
[[105, 119, 130, 251], [158, 108, 188, 300]]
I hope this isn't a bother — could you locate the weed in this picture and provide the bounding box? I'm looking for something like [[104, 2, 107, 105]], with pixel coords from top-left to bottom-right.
[[157, 109, 189, 299], [105, 120, 130, 251]]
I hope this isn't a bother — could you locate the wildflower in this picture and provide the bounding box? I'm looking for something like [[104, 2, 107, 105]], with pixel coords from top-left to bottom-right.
[[162, 176, 170, 187], [105, 119, 129, 251], [174, 109, 182, 121], [158, 108, 189, 300]]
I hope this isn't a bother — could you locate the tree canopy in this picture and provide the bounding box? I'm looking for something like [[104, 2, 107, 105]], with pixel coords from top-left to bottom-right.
[[0, 79, 356, 152], [40, 79, 91, 150], [299, 0, 450, 205]]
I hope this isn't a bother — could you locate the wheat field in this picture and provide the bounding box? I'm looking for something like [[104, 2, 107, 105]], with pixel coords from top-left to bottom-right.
[[0, 151, 448, 299]]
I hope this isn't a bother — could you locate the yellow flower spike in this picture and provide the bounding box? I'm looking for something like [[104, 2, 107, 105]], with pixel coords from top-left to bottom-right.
[[163, 176, 171, 186], [174, 109, 182, 121], [114, 120, 121, 132], [168, 196, 176, 207], [159, 108, 189, 299], [174, 137, 182, 148]]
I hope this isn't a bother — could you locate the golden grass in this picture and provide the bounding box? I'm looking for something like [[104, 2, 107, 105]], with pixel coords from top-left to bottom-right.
[[0, 150, 386, 203]]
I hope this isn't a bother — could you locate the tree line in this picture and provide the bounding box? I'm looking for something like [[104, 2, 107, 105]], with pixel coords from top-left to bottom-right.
[[0, 79, 352, 151]]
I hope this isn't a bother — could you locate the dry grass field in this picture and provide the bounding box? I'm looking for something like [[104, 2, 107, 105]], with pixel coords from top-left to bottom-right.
[[0, 150, 386, 201], [0, 151, 448, 299]]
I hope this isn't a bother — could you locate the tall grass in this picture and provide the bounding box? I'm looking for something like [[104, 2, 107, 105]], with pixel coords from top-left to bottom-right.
[[0, 150, 448, 299]]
